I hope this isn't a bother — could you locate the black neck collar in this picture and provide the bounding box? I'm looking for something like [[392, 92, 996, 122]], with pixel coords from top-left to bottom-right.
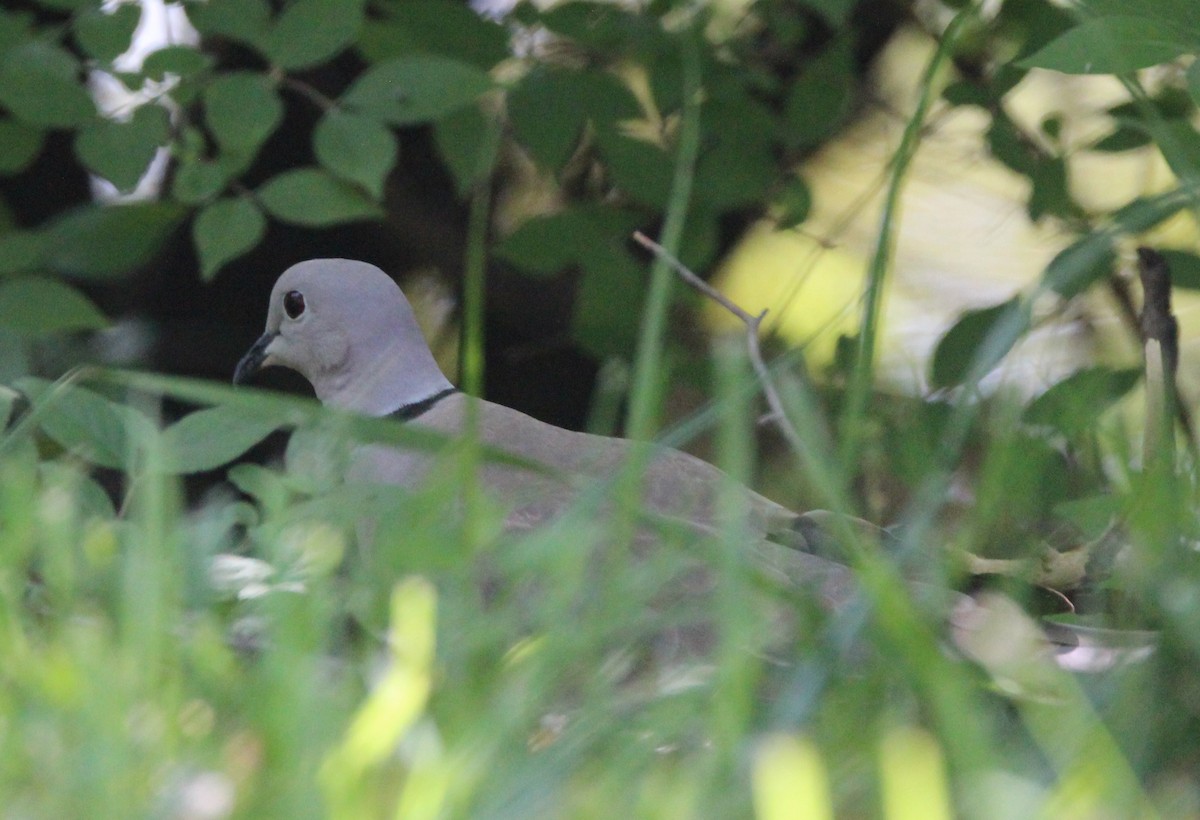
[[387, 387, 459, 421]]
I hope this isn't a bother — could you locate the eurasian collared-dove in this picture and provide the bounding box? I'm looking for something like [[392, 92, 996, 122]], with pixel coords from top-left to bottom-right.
[[233, 258, 847, 557]]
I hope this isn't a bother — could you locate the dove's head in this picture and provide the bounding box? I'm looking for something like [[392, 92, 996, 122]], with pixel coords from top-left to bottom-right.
[[233, 259, 453, 414]]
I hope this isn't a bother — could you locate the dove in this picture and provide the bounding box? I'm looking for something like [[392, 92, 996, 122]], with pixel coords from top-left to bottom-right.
[[233, 258, 847, 554]]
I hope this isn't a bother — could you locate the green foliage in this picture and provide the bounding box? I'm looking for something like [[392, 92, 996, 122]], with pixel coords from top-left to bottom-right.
[[74, 105, 171, 193], [194, 197, 267, 281], [257, 168, 383, 226], [0, 276, 107, 336]]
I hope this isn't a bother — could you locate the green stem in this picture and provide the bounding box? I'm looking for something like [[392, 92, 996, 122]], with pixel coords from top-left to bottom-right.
[[626, 34, 703, 441], [837, 7, 978, 472]]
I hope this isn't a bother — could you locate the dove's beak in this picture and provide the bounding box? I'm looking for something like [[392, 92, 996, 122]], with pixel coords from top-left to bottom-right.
[[233, 331, 278, 385]]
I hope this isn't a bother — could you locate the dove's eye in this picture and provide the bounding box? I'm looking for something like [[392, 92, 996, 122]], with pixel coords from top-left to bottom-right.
[[283, 290, 306, 319]]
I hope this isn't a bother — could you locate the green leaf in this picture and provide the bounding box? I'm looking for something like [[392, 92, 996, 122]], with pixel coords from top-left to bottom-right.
[[773, 176, 812, 229], [313, 110, 397, 199], [142, 45, 214, 81], [73, 3, 142, 62], [0, 41, 95, 128], [0, 275, 107, 336], [194, 197, 266, 280], [538, 2, 640, 51], [1023, 366, 1142, 437], [171, 157, 229, 205], [496, 205, 640, 276], [1189, 60, 1200, 108], [159, 405, 282, 473], [0, 230, 44, 274], [507, 68, 641, 171], [359, 0, 509, 68], [342, 55, 493, 126], [432, 104, 499, 194], [204, 72, 283, 164], [18, 377, 152, 470], [693, 141, 775, 210], [257, 168, 383, 226], [1019, 17, 1195, 74], [186, 0, 271, 43], [44, 203, 185, 279], [1040, 233, 1115, 299], [1158, 249, 1200, 289], [795, 0, 856, 24], [784, 39, 854, 150], [1090, 125, 1152, 152], [595, 131, 673, 209], [930, 298, 1030, 388], [74, 105, 170, 192], [263, 0, 365, 71], [0, 119, 42, 174]]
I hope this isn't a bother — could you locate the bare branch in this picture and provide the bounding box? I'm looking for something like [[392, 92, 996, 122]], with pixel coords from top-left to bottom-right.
[[632, 230, 806, 455]]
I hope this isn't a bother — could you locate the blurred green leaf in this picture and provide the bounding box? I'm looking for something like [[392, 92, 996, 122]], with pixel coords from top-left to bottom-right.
[[74, 105, 170, 193], [0, 230, 44, 274], [18, 378, 152, 470], [796, 0, 856, 24], [313, 110, 397, 199], [0, 42, 95, 128], [1159, 249, 1200, 289], [508, 68, 641, 171], [73, 3, 141, 62], [1019, 17, 1195, 74], [171, 157, 229, 205], [1188, 61, 1200, 108], [595, 130, 673, 209], [142, 45, 214, 81], [194, 197, 266, 281], [496, 205, 639, 276], [930, 298, 1030, 388], [1090, 125, 1152, 152], [45, 203, 184, 279], [341, 55, 492, 125], [257, 168, 383, 226], [204, 71, 283, 165], [774, 176, 812, 229], [1023, 366, 1142, 438], [538, 1, 640, 51], [358, 0, 509, 68], [160, 405, 281, 474], [263, 0, 364, 71], [0, 119, 42, 174], [432, 104, 498, 194], [186, 0, 271, 43], [0, 276, 107, 336], [1040, 233, 1115, 299], [784, 39, 854, 151]]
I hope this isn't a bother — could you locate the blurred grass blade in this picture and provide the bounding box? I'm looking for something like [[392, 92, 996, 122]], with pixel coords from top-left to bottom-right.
[[753, 734, 833, 820]]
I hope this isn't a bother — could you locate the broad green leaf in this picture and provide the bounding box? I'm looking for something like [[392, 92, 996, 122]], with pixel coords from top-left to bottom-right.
[[257, 168, 383, 226], [313, 110, 397, 199], [263, 0, 364, 71], [1158, 249, 1200, 289], [74, 105, 170, 193], [186, 0, 271, 43], [538, 2, 639, 51], [204, 72, 283, 164], [342, 55, 492, 125], [1090, 125, 1152, 152], [1189, 61, 1200, 109], [142, 45, 214, 80], [694, 141, 775, 209], [0, 42, 95, 128], [194, 197, 266, 280], [595, 130, 673, 209], [784, 39, 854, 150], [1151, 121, 1200, 182], [0, 275, 107, 336], [930, 298, 1030, 388], [432, 104, 498, 193], [18, 377, 152, 470], [497, 206, 637, 275], [1019, 17, 1194, 74], [358, 0, 509, 68], [171, 157, 229, 205], [0, 119, 42, 174], [159, 405, 282, 473], [45, 203, 185, 279], [1040, 233, 1115, 299], [74, 3, 142, 62], [0, 230, 44, 274], [1023, 366, 1142, 437]]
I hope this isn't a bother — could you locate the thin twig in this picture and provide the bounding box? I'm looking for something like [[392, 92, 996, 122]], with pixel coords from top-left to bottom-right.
[[632, 231, 806, 455]]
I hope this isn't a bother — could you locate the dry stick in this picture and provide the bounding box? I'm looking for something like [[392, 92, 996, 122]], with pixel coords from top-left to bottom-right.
[[631, 231, 805, 455]]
